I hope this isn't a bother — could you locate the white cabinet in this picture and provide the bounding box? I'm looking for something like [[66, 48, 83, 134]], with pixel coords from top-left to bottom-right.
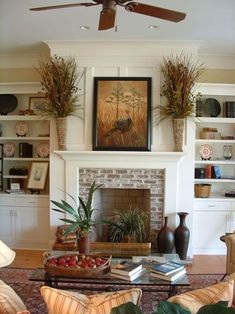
[[193, 84, 235, 254], [0, 194, 50, 249], [0, 82, 51, 249], [193, 199, 235, 254], [194, 84, 235, 200], [0, 83, 50, 192]]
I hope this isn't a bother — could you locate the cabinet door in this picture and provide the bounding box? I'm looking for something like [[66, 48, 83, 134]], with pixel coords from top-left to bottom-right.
[[0, 207, 15, 244], [15, 207, 49, 248], [193, 210, 228, 254]]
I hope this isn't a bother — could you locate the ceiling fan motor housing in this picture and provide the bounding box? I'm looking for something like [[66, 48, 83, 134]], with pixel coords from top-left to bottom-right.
[[102, 0, 117, 12]]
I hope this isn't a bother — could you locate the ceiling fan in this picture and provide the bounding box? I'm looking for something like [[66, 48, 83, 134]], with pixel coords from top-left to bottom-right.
[[30, 0, 186, 31]]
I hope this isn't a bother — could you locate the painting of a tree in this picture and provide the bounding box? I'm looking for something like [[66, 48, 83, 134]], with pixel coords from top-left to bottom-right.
[[93, 77, 151, 151], [106, 82, 125, 120]]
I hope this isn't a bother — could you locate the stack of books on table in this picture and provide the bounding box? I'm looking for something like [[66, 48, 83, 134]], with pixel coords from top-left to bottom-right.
[[110, 261, 146, 281], [149, 261, 186, 282]]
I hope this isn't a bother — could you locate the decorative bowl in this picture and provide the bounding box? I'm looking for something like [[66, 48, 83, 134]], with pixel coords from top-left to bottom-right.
[[43, 252, 111, 278]]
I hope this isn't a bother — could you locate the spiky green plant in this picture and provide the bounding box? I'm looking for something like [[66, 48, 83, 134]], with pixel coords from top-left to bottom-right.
[[51, 181, 102, 238], [158, 52, 204, 121], [36, 54, 83, 118], [108, 207, 148, 243]]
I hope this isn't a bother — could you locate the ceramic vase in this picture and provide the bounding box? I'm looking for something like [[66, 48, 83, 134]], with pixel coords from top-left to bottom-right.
[[157, 216, 174, 253], [174, 212, 190, 260], [77, 236, 90, 255], [55, 117, 68, 150], [173, 118, 185, 152]]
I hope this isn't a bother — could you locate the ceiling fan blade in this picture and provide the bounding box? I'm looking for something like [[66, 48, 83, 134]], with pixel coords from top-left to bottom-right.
[[30, 2, 98, 11], [98, 10, 116, 30], [125, 2, 186, 22]]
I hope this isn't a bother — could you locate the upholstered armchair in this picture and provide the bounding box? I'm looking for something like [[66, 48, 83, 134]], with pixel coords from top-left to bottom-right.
[[225, 233, 235, 276]]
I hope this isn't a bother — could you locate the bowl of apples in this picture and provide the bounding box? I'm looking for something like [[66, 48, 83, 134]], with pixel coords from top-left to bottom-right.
[[43, 253, 112, 278]]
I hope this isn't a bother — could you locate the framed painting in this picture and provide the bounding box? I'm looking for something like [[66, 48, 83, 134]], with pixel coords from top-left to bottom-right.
[[93, 77, 151, 151], [28, 96, 47, 115], [27, 161, 49, 190]]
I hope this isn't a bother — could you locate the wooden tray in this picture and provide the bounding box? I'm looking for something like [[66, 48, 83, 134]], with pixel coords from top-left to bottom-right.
[[43, 252, 111, 278]]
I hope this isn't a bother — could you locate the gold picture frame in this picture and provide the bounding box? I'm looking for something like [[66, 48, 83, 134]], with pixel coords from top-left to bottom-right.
[[28, 96, 47, 115], [27, 161, 49, 190]]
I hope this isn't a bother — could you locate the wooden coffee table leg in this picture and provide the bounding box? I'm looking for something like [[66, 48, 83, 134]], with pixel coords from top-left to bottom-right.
[[45, 272, 53, 287], [168, 285, 178, 298]]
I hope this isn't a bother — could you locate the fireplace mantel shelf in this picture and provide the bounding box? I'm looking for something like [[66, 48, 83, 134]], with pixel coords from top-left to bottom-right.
[[54, 150, 185, 163]]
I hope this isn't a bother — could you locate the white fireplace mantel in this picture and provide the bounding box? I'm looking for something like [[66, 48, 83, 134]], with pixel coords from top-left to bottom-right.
[[54, 150, 185, 163], [54, 150, 186, 228]]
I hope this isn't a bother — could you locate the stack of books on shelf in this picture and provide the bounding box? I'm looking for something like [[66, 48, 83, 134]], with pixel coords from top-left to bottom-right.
[[110, 261, 146, 281], [149, 260, 186, 282]]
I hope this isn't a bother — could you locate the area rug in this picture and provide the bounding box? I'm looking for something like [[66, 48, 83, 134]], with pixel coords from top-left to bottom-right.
[[0, 268, 224, 314]]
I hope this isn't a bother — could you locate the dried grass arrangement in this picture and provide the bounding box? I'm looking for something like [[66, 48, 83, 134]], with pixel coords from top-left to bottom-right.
[[36, 55, 82, 118], [159, 52, 204, 121]]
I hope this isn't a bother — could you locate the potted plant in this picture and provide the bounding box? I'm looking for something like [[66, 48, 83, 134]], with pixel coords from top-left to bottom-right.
[[111, 300, 235, 314], [36, 54, 83, 150], [51, 181, 102, 254], [158, 52, 204, 151], [108, 207, 148, 243]]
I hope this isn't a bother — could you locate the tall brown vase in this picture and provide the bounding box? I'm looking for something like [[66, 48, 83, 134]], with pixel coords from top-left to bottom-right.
[[174, 212, 190, 260], [55, 117, 68, 150], [77, 236, 90, 255], [173, 118, 185, 152], [157, 216, 174, 253]]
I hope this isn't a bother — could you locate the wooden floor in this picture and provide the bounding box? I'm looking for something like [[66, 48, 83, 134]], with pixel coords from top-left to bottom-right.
[[10, 249, 226, 275]]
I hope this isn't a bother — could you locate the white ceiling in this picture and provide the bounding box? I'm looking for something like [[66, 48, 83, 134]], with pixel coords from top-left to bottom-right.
[[1, 0, 235, 56]]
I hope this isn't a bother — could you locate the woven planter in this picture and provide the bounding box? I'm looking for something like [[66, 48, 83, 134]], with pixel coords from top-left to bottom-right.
[[56, 117, 68, 150], [173, 118, 185, 152], [194, 184, 211, 198]]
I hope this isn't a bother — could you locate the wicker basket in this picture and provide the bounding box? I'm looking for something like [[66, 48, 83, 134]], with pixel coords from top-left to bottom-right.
[[43, 252, 111, 278], [194, 184, 211, 198]]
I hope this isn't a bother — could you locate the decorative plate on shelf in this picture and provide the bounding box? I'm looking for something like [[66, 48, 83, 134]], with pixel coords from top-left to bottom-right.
[[3, 142, 16, 157], [199, 144, 213, 160], [0, 94, 18, 115], [37, 143, 50, 158], [200, 98, 221, 117], [15, 121, 28, 137]]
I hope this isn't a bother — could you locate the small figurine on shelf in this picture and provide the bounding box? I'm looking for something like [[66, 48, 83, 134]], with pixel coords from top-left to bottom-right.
[[15, 121, 28, 137]]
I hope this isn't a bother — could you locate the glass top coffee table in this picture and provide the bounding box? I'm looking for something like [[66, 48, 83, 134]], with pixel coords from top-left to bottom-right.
[[29, 252, 190, 298]]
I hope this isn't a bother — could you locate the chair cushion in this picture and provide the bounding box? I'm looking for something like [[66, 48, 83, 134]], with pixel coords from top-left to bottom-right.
[[40, 286, 142, 314], [168, 279, 234, 314], [0, 280, 29, 314]]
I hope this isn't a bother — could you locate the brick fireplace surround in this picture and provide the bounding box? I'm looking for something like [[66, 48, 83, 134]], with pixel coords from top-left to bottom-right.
[[55, 151, 184, 247]]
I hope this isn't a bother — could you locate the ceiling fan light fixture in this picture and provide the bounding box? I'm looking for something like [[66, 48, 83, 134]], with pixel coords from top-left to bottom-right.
[[80, 25, 90, 30], [149, 25, 159, 29]]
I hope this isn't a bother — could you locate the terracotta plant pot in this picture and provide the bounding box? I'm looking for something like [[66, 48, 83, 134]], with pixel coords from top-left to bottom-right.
[[77, 236, 90, 255]]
